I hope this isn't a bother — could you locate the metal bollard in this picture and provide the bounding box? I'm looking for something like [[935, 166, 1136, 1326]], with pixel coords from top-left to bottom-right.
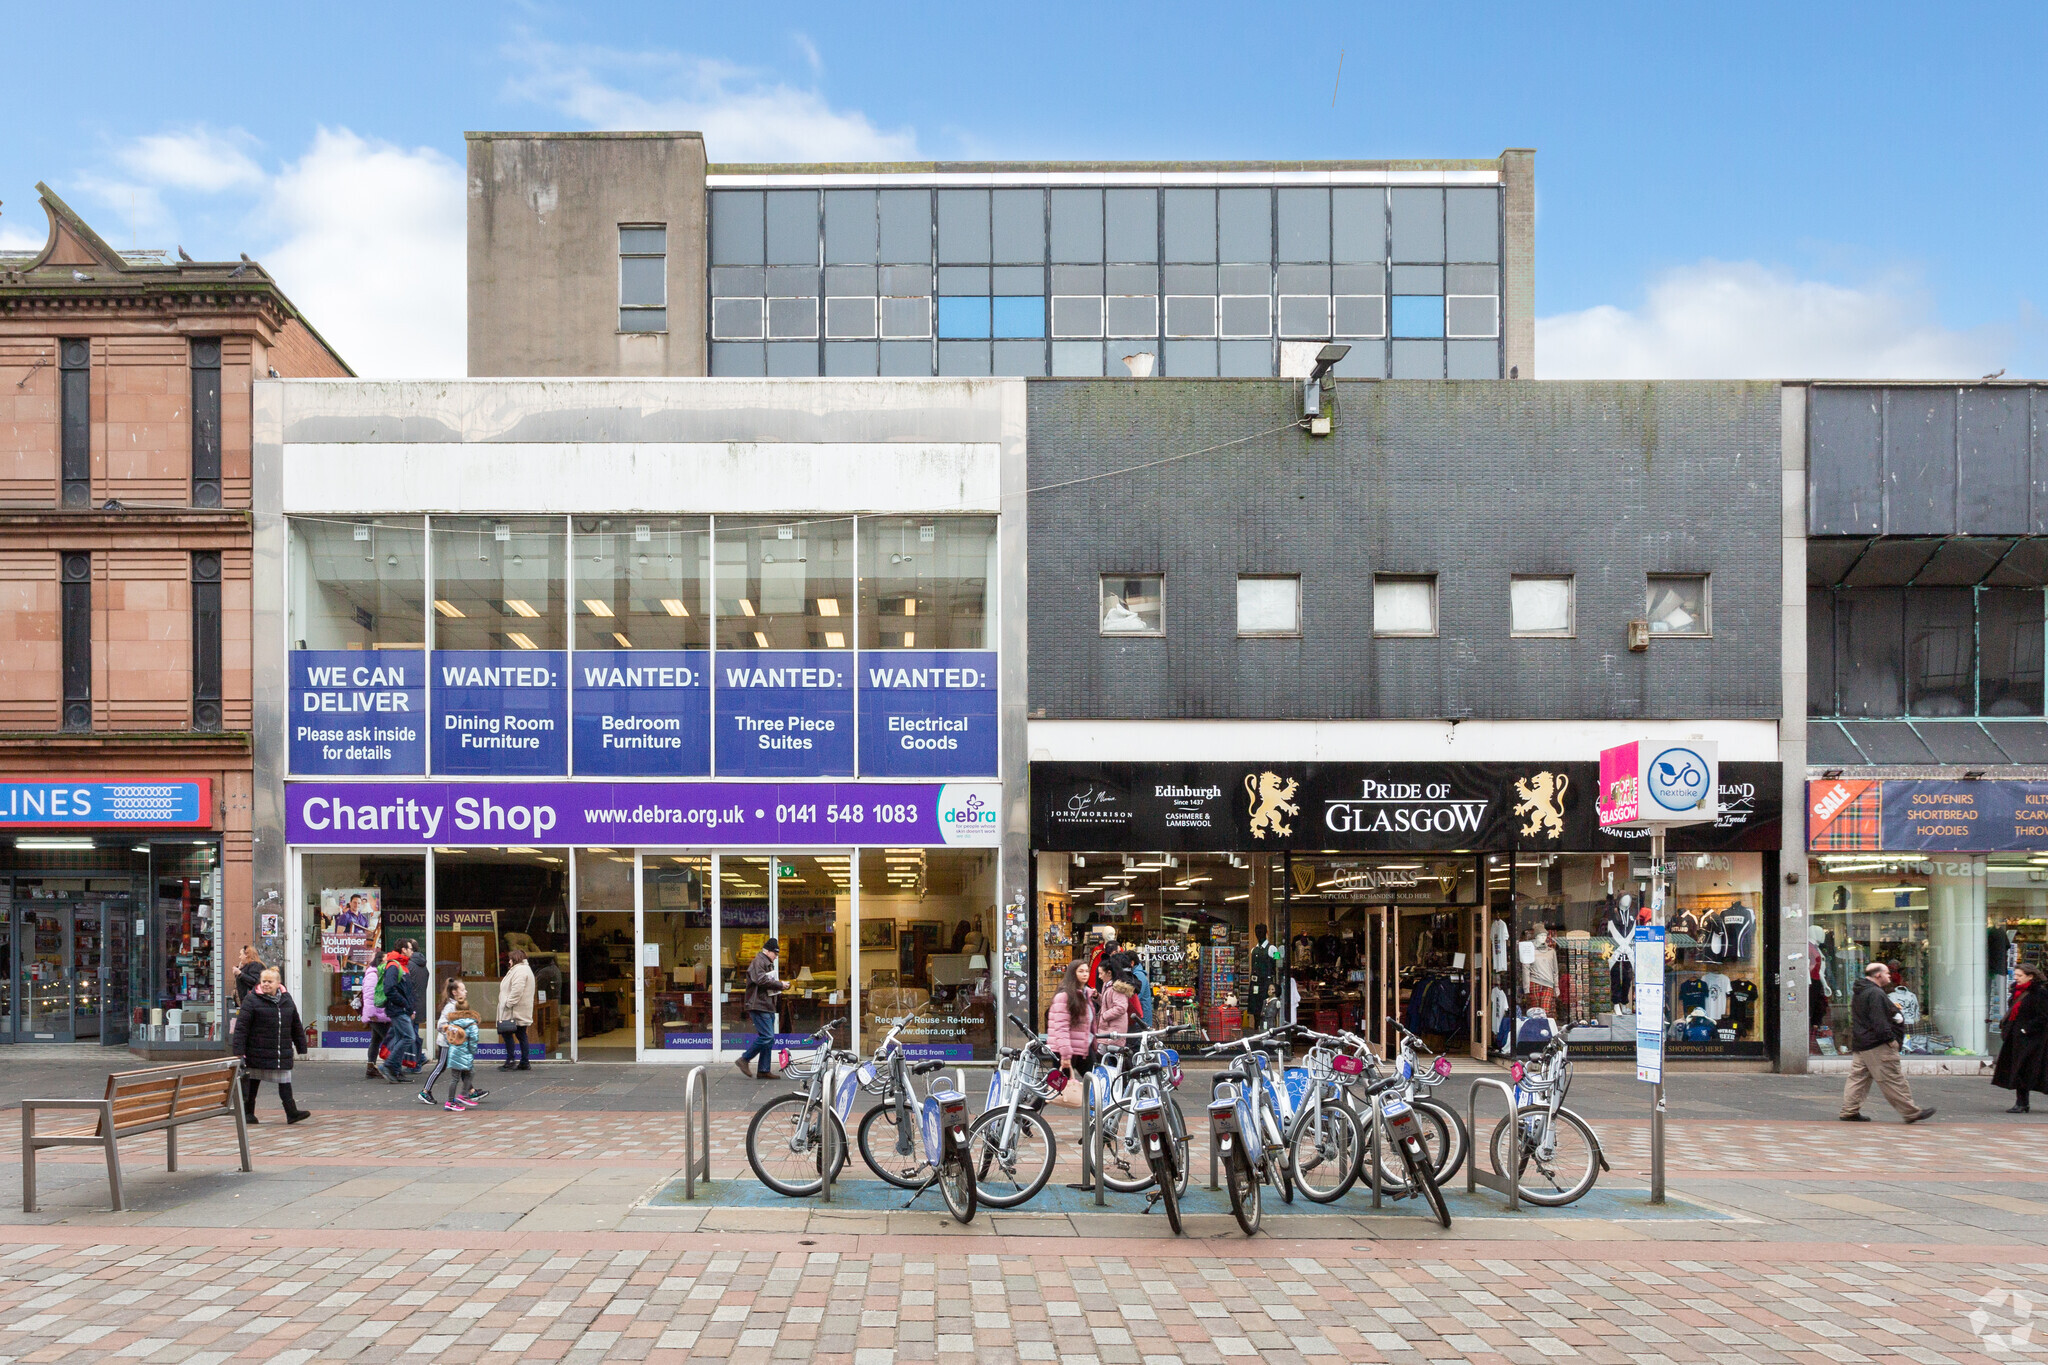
[[682, 1065, 712, 1200], [1465, 1076, 1521, 1212], [1090, 1088, 1108, 1207]]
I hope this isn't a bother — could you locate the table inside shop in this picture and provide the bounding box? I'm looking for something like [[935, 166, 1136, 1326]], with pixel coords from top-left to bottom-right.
[[779, 992, 851, 1039]]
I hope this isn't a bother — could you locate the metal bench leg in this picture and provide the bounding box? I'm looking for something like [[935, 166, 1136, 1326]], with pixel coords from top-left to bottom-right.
[[22, 1110, 36, 1214], [167, 1125, 178, 1173], [233, 1101, 251, 1173], [103, 1128, 125, 1213]]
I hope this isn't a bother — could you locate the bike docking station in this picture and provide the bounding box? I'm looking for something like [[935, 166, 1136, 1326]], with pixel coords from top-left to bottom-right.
[[1597, 737, 1719, 1206], [1464, 1075, 1524, 1211], [679, 1065, 712, 1200]]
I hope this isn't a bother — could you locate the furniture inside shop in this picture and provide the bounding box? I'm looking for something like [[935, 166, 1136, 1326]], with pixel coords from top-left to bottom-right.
[[21, 1057, 250, 1212]]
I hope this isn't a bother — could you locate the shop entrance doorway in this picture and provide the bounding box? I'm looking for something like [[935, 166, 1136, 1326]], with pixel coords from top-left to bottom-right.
[[8, 884, 129, 1044]]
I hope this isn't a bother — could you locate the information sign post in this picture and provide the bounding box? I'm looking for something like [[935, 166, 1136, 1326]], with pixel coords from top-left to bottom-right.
[[1598, 739, 1717, 1205]]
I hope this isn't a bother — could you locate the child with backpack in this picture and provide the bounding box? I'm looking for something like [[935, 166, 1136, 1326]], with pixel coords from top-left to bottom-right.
[[417, 978, 477, 1108], [434, 994, 487, 1111]]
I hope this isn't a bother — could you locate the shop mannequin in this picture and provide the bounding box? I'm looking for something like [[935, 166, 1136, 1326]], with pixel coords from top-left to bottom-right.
[[1606, 896, 1634, 952], [1526, 928, 1559, 1013]]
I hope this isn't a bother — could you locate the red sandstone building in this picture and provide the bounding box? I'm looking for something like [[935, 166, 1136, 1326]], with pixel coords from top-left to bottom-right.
[[0, 183, 348, 1052]]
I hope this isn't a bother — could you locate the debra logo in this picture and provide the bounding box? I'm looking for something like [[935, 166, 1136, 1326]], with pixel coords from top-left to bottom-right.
[[937, 783, 1002, 845]]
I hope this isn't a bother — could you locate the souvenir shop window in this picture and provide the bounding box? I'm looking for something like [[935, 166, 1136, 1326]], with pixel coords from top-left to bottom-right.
[[1662, 853, 1765, 1050], [1058, 852, 1257, 1043], [1988, 855, 2048, 1054], [859, 848, 996, 1059], [1509, 854, 1641, 1056], [301, 853, 423, 1050], [1808, 854, 1968, 1058]]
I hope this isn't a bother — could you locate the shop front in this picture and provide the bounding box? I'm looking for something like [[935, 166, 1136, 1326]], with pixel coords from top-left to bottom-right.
[[1807, 776, 2048, 1061], [1031, 759, 1781, 1062], [1, 779, 227, 1051]]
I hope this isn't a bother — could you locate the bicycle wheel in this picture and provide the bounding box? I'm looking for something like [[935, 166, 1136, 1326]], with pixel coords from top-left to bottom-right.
[[747, 1094, 847, 1197], [1414, 1097, 1468, 1184], [1161, 1095, 1193, 1198], [1488, 1105, 1600, 1207], [1402, 1135, 1452, 1228], [937, 1149, 977, 1223], [966, 1106, 1056, 1208], [858, 1101, 931, 1189], [1094, 1100, 1156, 1193], [1149, 1139, 1183, 1235], [1286, 1101, 1362, 1204], [1225, 1144, 1262, 1236]]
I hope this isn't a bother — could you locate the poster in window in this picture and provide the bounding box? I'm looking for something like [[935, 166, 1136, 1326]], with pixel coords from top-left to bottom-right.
[[319, 887, 382, 968]]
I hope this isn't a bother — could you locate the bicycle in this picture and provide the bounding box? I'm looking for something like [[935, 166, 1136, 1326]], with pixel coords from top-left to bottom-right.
[[962, 1014, 1064, 1208], [1486, 1033, 1609, 1206], [847, 1004, 951, 1189], [1208, 1074, 1262, 1235], [1356, 1067, 1452, 1228], [1387, 1018, 1470, 1184], [744, 1019, 856, 1197], [909, 1059, 978, 1222], [1091, 1025, 1196, 1200], [1282, 1025, 1367, 1203], [1202, 1026, 1301, 1206]]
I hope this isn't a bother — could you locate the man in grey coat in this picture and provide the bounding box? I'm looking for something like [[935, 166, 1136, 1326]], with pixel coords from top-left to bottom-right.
[[1840, 962, 1935, 1123], [735, 937, 787, 1080]]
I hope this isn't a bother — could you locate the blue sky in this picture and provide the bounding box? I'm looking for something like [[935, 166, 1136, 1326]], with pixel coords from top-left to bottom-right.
[[5, 1, 2039, 379]]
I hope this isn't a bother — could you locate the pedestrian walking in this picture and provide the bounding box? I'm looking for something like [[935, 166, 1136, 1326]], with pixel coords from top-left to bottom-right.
[[417, 979, 466, 1107], [1045, 960, 1097, 1098], [1840, 962, 1935, 1123], [377, 947, 418, 1083], [360, 958, 392, 1080], [233, 945, 264, 1009], [497, 950, 536, 1071], [434, 998, 485, 1111], [231, 968, 311, 1124], [734, 937, 787, 1080], [1095, 968, 1137, 1049], [401, 939, 430, 1071], [1993, 963, 2048, 1114]]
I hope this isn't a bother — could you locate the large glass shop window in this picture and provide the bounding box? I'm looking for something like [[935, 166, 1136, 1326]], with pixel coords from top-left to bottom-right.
[[1810, 854, 1987, 1057], [435, 848, 568, 1060], [857, 515, 998, 776], [288, 518, 428, 776], [301, 853, 425, 1052], [641, 854, 713, 1053], [860, 847, 997, 1059], [570, 518, 713, 776], [430, 517, 569, 777], [714, 517, 856, 776]]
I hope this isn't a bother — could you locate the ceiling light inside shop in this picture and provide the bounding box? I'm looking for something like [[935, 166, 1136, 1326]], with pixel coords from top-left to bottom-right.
[[817, 598, 841, 617], [738, 599, 757, 617], [1870, 885, 1923, 894], [824, 632, 846, 648], [1173, 877, 1211, 887], [660, 599, 690, 617], [612, 633, 633, 648], [16, 836, 94, 849], [507, 632, 538, 650], [752, 632, 770, 648], [1224, 893, 1250, 902], [583, 599, 614, 617], [433, 599, 465, 618], [504, 599, 539, 618]]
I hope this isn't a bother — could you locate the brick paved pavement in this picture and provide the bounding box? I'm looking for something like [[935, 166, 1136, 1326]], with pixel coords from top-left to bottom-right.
[[0, 1055, 2041, 1361]]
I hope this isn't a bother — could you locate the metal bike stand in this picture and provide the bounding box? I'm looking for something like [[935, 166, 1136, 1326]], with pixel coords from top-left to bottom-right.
[[1366, 1121, 1382, 1210], [1465, 1077, 1522, 1212], [818, 1094, 838, 1205], [1207, 1075, 1229, 1191], [1090, 1102, 1108, 1207], [681, 1066, 712, 1200]]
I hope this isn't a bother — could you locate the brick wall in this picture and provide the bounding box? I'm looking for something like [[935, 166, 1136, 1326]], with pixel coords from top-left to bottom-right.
[[264, 318, 353, 379], [0, 550, 59, 727], [101, 334, 190, 506], [1026, 378, 1783, 722], [98, 549, 191, 730], [0, 341, 59, 506], [222, 336, 254, 508], [222, 546, 252, 730]]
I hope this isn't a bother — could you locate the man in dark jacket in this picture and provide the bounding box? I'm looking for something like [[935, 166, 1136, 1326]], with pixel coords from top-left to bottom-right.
[[378, 949, 417, 1083], [1840, 963, 1934, 1123], [734, 938, 786, 1080], [401, 939, 430, 1071]]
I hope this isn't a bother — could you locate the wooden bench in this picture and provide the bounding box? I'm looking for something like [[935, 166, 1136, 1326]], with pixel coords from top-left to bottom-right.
[[22, 1058, 251, 1212]]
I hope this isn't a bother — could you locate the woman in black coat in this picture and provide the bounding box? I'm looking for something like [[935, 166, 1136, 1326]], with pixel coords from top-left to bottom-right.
[[1993, 964, 2048, 1114], [232, 968, 312, 1124]]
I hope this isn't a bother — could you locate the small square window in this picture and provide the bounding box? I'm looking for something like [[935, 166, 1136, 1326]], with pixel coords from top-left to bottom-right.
[[711, 296, 765, 341], [1219, 295, 1272, 339], [824, 296, 878, 340], [767, 296, 819, 341], [1100, 574, 1163, 636], [1333, 295, 1386, 339], [1374, 574, 1437, 637], [938, 296, 992, 339], [1391, 295, 1445, 339], [1511, 576, 1573, 637], [1446, 294, 1500, 339], [1647, 575, 1710, 636], [991, 295, 1045, 339], [880, 296, 931, 339], [1165, 295, 1217, 338], [1277, 295, 1331, 339], [1104, 295, 1158, 339], [1237, 576, 1300, 636]]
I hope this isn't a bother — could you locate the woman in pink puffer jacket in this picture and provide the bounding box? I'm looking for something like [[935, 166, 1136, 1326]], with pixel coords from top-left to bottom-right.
[[1045, 961, 1098, 1075]]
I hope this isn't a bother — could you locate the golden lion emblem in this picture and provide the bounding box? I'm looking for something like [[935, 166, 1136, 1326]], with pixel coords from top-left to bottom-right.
[[1245, 771, 1300, 839], [1514, 771, 1569, 840]]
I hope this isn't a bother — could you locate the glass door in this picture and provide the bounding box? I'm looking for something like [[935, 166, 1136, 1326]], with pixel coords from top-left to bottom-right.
[[72, 902, 102, 1041], [639, 854, 712, 1057], [24, 907, 72, 1041], [1, 879, 13, 1042], [718, 855, 775, 1056]]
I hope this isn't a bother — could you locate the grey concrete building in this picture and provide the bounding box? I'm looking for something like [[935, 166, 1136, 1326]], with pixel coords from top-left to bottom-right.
[[467, 133, 1535, 383]]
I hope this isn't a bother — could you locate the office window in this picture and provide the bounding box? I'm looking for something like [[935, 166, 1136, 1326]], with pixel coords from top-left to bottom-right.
[[1165, 295, 1217, 339], [710, 297, 764, 341], [1333, 295, 1386, 339], [991, 189, 1045, 263], [1052, 295, 1104, 339], [1104, 189, 1159, 263], [1374, 574, 1437, 637], [824, 190, 877, 264], [767, 296, 819, 341], [1104, 295, 1158, 339], [764, 192, 818, 266], [1391, 296, 1445, 339], [190, 339, 221, 507], [1511, 576, 1573, 637], [710, 192, 764, 265], [61, 552, 90, 731], [991, 296, 1044, 340], [1277, 295, 1331, 339], [1237, 576, 1300, 636], [1100, 575, 1163, 636], [618, 225, 667, 333], [1647, 574, 1710, 636], [60, 338, 88, 508], [880, 296, 932, 340], [937, 296, 992, 339], [1219, 295, 1272, 339], [1446, 295, 1500, 339], [1981, 587, 2046, 716], [192, 552, 222, 731]]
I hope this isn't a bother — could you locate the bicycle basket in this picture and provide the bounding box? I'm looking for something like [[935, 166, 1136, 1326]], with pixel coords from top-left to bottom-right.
[[783, 1048, 825, 1081], [1017, 1050, 1053, 1096]]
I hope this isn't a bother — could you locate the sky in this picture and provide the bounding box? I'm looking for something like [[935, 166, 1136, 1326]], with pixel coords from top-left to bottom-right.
[[3, 1, 2040, 382]]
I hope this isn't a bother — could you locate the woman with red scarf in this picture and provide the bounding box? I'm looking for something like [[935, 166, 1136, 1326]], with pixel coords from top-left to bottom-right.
[[1992, 964, 2048, 1114]]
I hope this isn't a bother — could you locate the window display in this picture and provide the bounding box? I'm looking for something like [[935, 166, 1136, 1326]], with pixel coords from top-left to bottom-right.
[[641, 854, 712, 1052], [1810, 854, 1987, 1057], [861, 848, 992, 1059], [435, 848, 567, 1060]]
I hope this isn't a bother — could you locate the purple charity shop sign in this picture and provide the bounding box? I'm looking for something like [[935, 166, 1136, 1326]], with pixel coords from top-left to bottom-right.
[[284, 780, 1003, 848]]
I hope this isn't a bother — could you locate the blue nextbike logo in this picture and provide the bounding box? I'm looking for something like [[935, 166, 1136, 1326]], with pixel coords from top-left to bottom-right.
[[1645, 746, 1710, 812]]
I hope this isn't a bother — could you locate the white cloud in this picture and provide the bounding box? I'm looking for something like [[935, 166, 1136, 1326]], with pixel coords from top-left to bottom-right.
[[117, 128, 265, 193], [507, 39, 916, 162], [259, 128, 465, 378], [1539, 260, 2007, 381]]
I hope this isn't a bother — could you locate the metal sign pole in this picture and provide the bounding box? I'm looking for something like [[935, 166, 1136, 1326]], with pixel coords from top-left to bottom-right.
[[1649, 827, 1666, 1206]]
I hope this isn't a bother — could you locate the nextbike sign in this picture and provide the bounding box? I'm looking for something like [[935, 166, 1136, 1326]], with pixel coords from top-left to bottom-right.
[[1597, 739, 1718, 830], [285, 780, 1003, 848]]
